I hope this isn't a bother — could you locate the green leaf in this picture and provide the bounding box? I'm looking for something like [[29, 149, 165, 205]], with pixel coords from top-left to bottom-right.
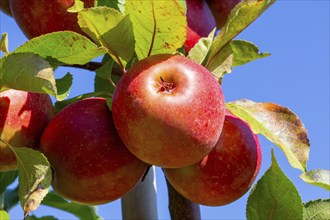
[[55, 73, 73, 101], [227, 100, 310, 172], [300, 169, 330, 191], [8, 146, 52, 217], [206, 43, 233, 81], [4, 187, 19, 211], [25, 215, 58, 220], [204, 0, 275, 69], [13, 31, 106, 65], [187, 29, 215, 64], [0, 210, 10, 220], [96, 0, 125, 13], [303, 199, 330, 220], [206, 40, 270, 81], [0, 33, 9, 53], [54, 92, 109, 113], [0, 170, 17, 194], [42, 191, 102, 220], [78, 7, 134, 68], [246, 150, 303, 220], [126, 0, 186, 59], [0, 53, 57, 97], [231, 40, 270, 66]]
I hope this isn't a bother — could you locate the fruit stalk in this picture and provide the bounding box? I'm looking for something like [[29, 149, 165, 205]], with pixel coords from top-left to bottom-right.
[[166, 178, 201, 220], [121, 166, 158, 220]]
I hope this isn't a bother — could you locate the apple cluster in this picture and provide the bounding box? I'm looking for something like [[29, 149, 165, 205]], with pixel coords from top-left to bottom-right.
[[4, 0, 241, 52], [1, 0, 262, 208], [0, 53, 261, 206]]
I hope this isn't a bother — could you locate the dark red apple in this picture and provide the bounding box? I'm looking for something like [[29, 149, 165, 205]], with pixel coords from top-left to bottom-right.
[[112, 54, 226, 168], [9, 0, 95, 39], [164, 109, 262, 206], [0, 0, 12, 16], [185, 0, 216, 52], [40, 98, 148, 205], [0, 89, 54, 171], [206, 0, 241, 28]]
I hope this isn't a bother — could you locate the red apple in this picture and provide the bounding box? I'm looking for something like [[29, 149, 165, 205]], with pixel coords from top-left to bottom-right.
[[0, 89, 54, 171], [40, 98, 148, 205], [112, 54, 226, 168], [9, 0, 95, 39], [185, 0, 216, 52], [0, 0, 12, 16], [164, 109, 262, 206], [206, 0, 241, 28]]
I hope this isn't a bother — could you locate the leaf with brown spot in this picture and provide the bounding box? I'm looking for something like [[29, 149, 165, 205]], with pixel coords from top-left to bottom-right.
[[1, 142, 52, 217], [300, 169, 330, 191], [227, 100, 310, 172], [125, 0, 186, 59]]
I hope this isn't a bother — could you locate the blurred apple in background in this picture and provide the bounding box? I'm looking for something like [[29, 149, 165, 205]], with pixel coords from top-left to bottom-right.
[[40, 98, 148, 205], [0, 89, 54, 171], [185, 0, 216, 52], [206, 0, 241, 28], [164, 109, 261, 206], [0, 0, 12, 16], [9, 0, 95, 39]]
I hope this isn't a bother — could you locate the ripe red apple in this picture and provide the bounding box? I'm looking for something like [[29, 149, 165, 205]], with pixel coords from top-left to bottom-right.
[[0, 89, 54, 171], [185, 0, 216, 52], [9, 0, 95, 39], [112, 54, 226, 168], [0, 0, 12, 16], [40, 98, 148, 205], [206, 0, 241, 28], [164, 109, 262, 206]]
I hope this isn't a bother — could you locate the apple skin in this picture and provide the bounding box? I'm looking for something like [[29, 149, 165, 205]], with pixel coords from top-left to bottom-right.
[[185, 0, 216, 52], [40, 98, 148, 205], [112, 54, 226, 168], [0, 0, 12, 16], [164, 109, 262, 206], [9, 0, 95, 39], [206, 0, 241, 28], [0, 89, 55, 171]]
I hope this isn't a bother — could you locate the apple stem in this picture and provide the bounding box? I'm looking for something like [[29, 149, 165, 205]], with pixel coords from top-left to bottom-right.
[[166, 178, 201, 220], [121, 166, 158, 220]]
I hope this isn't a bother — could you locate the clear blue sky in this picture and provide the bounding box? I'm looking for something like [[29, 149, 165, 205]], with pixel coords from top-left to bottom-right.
[[1, 1, 329, 219]]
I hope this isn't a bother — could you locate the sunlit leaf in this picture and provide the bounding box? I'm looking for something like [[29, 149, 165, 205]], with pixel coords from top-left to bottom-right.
[[206, 43, 233, 81], [13, 31, 106, 65], [300, 169, 330, 191], [42, 191, 102, 220], [303, 199, 330, 220], [246, 150, 303, 220], [231, 40, 270, 66], [0, 210, 10, 220], [227, 100, 310, 172], [0, 33, 9, 53], [78, 7, 134, 68], [55, 73, 73, 101], [204, 0, 275, 69], [126, 0, 186, 59], [188, 29, 215, 64], [67, 0, 84, 12], [0, 53, 57, 97]]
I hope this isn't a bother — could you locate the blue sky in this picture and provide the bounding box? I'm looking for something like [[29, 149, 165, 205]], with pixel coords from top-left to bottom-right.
[[1, 1, 329, 219]]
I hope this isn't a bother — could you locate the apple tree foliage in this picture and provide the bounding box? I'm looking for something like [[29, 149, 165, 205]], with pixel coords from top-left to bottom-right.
[[0, 0, 329, 219]]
